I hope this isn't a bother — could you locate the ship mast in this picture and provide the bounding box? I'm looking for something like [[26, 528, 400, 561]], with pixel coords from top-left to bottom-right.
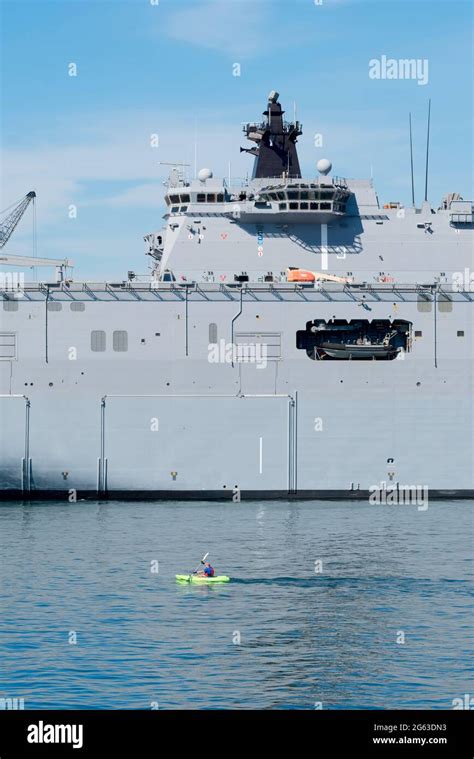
[[241, 91, 302, 179]]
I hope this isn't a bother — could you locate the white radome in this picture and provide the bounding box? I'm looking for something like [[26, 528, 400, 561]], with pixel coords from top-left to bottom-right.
[[317, 159, 332, 176], [198, 168, 213, 182]]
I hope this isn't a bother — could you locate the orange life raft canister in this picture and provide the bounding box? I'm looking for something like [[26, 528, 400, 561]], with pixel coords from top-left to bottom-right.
[[287, 269, 316, 283]]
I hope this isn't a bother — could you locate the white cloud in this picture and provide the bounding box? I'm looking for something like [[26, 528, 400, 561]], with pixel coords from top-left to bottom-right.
[[85, 182, 163, 208], [163, 0, 268, 58]]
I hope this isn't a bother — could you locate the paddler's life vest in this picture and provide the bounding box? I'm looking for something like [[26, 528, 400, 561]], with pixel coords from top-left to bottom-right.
[[204, 565, 215, 577]]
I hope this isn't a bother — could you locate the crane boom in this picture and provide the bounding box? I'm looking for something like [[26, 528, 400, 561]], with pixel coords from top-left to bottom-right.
[[0, 191, 36, 249]]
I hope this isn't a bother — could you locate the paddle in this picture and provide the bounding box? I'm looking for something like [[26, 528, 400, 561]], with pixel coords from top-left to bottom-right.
[[191, 552, 209, 577]]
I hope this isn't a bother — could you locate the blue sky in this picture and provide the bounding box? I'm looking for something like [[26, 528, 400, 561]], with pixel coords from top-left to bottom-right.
[[1, 0, 472, 278]]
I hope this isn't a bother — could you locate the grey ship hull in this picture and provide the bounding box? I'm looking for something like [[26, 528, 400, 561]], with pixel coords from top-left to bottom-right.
[[1, 282, 473, 500]]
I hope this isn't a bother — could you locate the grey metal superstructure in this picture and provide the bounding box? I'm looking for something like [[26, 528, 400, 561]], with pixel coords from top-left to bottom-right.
[[1, 92, 473, 499]]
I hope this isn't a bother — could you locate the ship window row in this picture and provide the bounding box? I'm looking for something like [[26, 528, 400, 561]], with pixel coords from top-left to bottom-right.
[[261, 190, 338, 202], [91, 330, 128, 352], [278, 201, 345, 212], [2, 301, 89, 312], [165, 193, 225, 205], [196, 193, 225, 203], [167, 193, 191, 204], [417, 295, 453, 313]]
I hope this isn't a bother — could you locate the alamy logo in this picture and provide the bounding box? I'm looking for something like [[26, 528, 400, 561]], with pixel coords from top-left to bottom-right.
[[452, 269, 474, 291], [369, 55, 429, 86], [369, 482, 429, 511], [0, 697, 24, 709], [452, 694, 474, 709], [208, 339, 268, 369], [27, 720, 83, 749]]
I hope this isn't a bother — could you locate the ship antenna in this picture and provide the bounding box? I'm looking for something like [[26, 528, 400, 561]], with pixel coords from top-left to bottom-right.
[[409, 112, 415, 207], [194, 119, 198, 179], [424, 99, 431, 202]]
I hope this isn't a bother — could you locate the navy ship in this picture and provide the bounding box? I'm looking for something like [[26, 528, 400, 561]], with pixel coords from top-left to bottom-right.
[[0, 91, 472, 499]]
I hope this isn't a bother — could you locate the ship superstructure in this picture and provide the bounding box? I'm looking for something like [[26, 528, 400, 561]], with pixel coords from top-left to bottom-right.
[[0, 92, 472, 498]]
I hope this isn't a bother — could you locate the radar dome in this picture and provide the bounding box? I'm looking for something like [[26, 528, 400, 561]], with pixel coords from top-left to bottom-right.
[[317, 159, 332, 176], [198, 168, 213, 182]]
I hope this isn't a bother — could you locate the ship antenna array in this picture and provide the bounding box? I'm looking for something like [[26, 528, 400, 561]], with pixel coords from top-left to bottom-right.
[[424, 99, 431, 202], [159, 162, 191, 185], [409, 112, 415, 207]]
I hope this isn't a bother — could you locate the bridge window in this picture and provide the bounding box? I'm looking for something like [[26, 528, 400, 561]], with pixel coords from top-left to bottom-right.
[[47, 302, 62, 311], [169, 194, 180, 204], [206, 194, 215, 203], [279, 203, 287, 210], [197, 194, 205, 202], [289, 202, 298, 210], [180, 194, 190, 203], [70, 302, 85, 312]]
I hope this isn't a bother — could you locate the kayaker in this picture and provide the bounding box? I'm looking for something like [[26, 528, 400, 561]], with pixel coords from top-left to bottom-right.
[[197, 562, 215, 578]]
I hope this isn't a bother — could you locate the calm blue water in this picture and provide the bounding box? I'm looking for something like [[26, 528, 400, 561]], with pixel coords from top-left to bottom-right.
[[0, 499, 472, 709]]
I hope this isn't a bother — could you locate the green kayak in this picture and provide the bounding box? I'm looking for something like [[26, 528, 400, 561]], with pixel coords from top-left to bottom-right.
[[176, 574, 231, 584]]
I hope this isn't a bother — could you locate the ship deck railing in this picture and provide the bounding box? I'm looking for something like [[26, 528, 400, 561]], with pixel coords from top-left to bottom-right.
[[1, 281, 473, 303]]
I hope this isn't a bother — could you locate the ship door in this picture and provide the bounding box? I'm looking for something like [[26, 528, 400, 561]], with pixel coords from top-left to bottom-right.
[[0, 396, 30, 490], [235, 331, 280, 394]]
